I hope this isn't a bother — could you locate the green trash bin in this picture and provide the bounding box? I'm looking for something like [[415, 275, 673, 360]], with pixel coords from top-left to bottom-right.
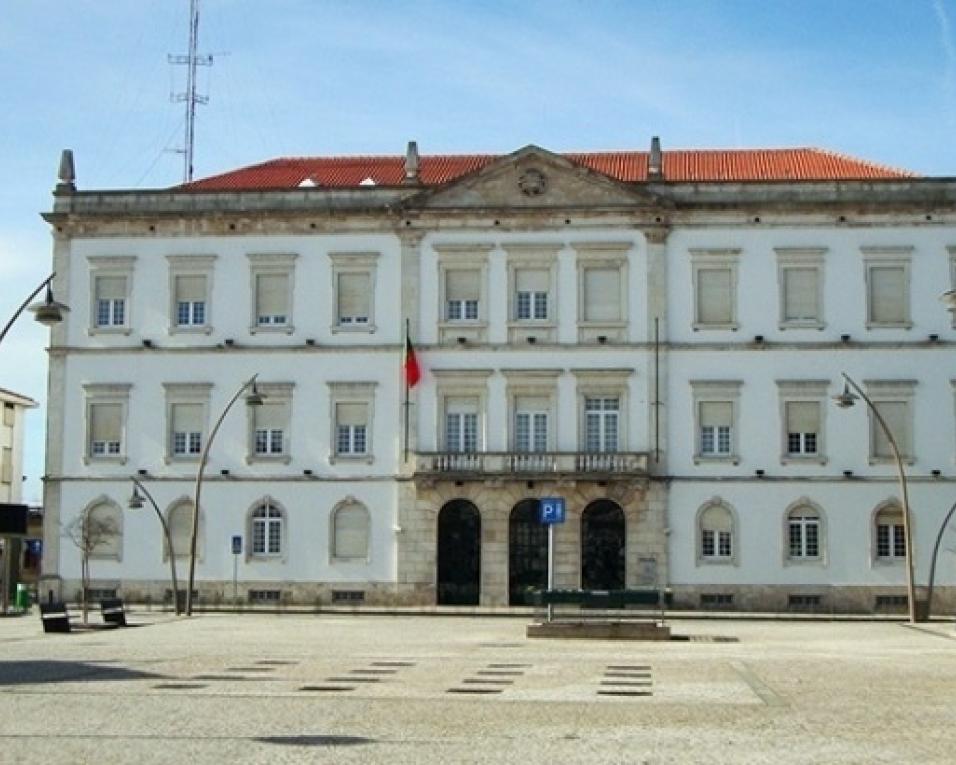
[[15, 584, 31, 611]]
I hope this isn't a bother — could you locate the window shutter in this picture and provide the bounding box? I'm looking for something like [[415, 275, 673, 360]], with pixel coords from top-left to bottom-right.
[[256, 273, 288, 315], [446, 396, 478, 415], [515, 395, 549, 413], [95, 276, 126, 300], [255, 402, 287, 429], [336, 402, 367, 427], [175, 275, 206, 302], [700, 401, 732, 428], [446, 270, 479, 301], [697, 268, 732, 323], [334, 504, 369, 558], [583, 268, 620, 321], [701, 505, 732, 532], [516, 269, 548, 292], [783, 268, 817, 320], [91, 403, 122, 441], [338, 273, 370, 318], [876, 507, 903, 526], [172, 403, 202, 432], [873, 401, 907, 457], [1, 447, 11, 483], [786, 401, 818, 433], [869, 266, 905, 323]]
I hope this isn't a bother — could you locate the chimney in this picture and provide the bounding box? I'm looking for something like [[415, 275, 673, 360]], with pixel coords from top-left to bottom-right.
[[648, 136, 663, 180], [403, 140, 420, 185], [55, 149, 76, 194]]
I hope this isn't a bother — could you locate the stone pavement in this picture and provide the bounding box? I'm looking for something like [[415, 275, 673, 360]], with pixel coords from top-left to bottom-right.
[[0, 610, 954, 763]]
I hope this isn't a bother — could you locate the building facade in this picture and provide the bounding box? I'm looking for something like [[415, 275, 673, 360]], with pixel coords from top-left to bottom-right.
[[39, 142, 956, 612], [1, 387, 39, 604]]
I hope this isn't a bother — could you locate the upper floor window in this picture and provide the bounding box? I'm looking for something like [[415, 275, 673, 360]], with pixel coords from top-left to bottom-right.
[[776, 248, 825, 329], [445, 270, 480, 321], [435, 244, 491, 344], [864, 380, 916, 463], [84, 384, 131, 463], [863, 247, 912, 329], [515, 396, 549, 453], [574, 242, 630, 343], [328, 382, 376, 462], [692, 380, 742, 463], [330, 252, 378, 333], [1, 447, 11, 484], [786, 401, 819, 455], [445, 397, 480, 453], [584, 397, 619, 453], [167, 256, 215, 332], [3, 402, 14, 427], [515, 269, 549, 321], [174, 275, 207, 327], [88, 256, 136, 334], [248, 253, 297, 333], [95, 276, 127, 327], [691, 249, 740, 330], [248, 383, 293, 463]]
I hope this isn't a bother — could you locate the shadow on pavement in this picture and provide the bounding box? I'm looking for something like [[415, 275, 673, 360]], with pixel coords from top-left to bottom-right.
[[0, 660, 169, 686], [254, 735, 377, 747]]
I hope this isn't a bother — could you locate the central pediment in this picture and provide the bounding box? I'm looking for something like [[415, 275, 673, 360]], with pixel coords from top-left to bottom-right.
[[404, 145, 666, 211]]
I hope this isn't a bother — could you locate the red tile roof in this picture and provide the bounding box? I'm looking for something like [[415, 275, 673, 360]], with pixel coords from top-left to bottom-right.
[[183, 148, 916, 191]]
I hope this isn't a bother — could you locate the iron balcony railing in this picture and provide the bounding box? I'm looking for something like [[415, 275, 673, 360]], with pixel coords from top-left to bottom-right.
[[415, 451, 648, 477]]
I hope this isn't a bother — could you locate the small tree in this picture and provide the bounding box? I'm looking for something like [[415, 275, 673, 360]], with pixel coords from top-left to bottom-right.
[[64, 511, 119, 623]]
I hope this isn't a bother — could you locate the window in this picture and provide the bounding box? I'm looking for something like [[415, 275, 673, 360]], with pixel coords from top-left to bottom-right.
[[164, 383, 210, 462], [692, 381, 741, 462], [864, 380, 915, 463], [863, 247, 912, 328], [445, 270, 480, 321], [167, 255, 215, 332], [786, 402, 818, 455], [445, 398, 479, 453], [787, 506, 821, 560], [248, 383, 293, 462], [692, 249, 740, 330], [435, 244, 491, 344], [84, 384, 130, 463], [248, 253, 296, 332], [174, 275, 207, 327], [1, 447, 11, 484], [331, 499, 370, 560], [82, 500, 123, 560], [515, 270, 549, 321], [434, 371, 490, 453], [165, 500, 195, 560], [336, 403, 368, 455], [584, 397, 619, 453], [330, 252, 378, 332], [777, 381, 827, 464], [875, 505, 905, 560], [88, 256, 135, 333], [3, 402, 15, 427], [698, 501, 735, 563], [94, 275, 127, 327], [574, 242, 630, 343], [515, 396, 549, 452], [776, 248, 825, 328], [251, 501, 283, 556]]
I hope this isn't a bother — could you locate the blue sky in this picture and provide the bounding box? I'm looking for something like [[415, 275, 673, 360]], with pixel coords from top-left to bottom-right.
[[2, 0, 956, 503]]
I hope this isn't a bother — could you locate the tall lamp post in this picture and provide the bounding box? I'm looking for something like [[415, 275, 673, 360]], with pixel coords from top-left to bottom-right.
[[833, 372, 918, 624], [184, 374, 263, 617], [128, 478, 181, 615], [0, 273, 67, 615]]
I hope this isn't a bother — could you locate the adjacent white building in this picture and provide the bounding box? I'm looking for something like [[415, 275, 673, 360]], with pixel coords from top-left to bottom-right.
[[39, 142, 956, 612]]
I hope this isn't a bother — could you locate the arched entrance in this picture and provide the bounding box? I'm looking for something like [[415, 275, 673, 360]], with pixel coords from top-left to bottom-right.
[[509, 499, 548, 605], [437, 500, 481, 605], [581, 500, 625, 591]]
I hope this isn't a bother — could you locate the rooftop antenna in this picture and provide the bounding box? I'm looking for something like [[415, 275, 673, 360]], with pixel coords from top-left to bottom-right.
[[169, 0, 213, 183]]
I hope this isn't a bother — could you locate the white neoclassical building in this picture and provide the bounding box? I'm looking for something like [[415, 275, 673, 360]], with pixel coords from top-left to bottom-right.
[[38, 141, 956, 613]]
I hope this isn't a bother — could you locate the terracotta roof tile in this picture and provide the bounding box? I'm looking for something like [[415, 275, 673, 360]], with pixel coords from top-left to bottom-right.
[[183, 148, 916, 191]]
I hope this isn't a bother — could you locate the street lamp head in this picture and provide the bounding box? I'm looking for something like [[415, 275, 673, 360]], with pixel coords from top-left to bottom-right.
[[941, 289, 956, 314], [29, 285, 69, 327], [245, 381, 264, 407], [128, 485, 145, 510], [832, 384, 859, 409]]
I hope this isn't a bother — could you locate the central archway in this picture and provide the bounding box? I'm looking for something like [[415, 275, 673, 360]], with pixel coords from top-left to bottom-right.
[[437, 500, 481, 605], [581, 499, 625, 591], [509, 499, 548, 606]]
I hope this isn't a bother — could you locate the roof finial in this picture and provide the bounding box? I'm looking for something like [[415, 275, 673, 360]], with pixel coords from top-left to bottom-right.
[[56, 149, 76, 194], [404, 140, 421, 185], [648, 136, 663, 180]]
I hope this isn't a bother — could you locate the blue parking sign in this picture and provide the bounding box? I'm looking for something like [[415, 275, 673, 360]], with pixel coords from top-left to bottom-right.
[[231, 535, 242, 555], [539, 497, 566, 524]]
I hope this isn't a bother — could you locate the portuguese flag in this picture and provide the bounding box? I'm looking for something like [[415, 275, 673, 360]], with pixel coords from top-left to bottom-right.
[[404, 335, 421, 388]]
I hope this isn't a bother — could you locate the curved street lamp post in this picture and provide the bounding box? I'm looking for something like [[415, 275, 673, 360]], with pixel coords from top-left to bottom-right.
[[184, 374, 263, 617], [833, 372, 919, 624], [128, 478, 181, 615]]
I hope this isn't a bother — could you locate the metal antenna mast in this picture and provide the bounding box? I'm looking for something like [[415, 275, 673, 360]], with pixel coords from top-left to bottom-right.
[[169, 0, 213, 183]]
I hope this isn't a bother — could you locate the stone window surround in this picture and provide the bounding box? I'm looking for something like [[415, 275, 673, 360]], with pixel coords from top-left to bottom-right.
[[328, 251, 379, 334], [695, 497, 738, 567], [247, 253, 298, 335], [166, 255, 216, 335], [574, 241, 631, 333], [163, 496, 203, 563], [690, 248, 741, 331], [690, 380, 742, 465], [327, 381, 377, 464], [79, 495, 124, 562], [501, 368, 562, 451], [162, 383, 212, 464], [246, 382, 294, 465], [83, 383, 132, 465], [571, 368, 634, 453], [87, 255, 136, 336], [434, 244, 493, 342], [504, 243, 561, 328], [329, 495, 372, 563], [432, 369, 493, 452], [245, 496, 289, 563], [862, 246, 913, 330], [781, 497, 827, 567], [863, 379, 916, 465], [776, 379, 829, 466], [775, 247, 826, 330], [870, 498, 908, 567]]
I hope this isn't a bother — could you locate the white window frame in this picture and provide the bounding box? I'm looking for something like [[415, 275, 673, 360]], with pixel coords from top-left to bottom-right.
[[691, 380, 742, 464], [777, 380, 828, 465], [872, 501, 907, 564], [167, 255, 215, 334], [783, 498, 826, 565], [329, 252, 378, 334], [88, 256, 136, 335], [329, 496, 371, 562], [504, 370, 560, 453], [433, 370, 492, 454], [864, 380, 916, 465], [248, 253, 297, 334], [505, 244, 560, 342], [247, 497, 286, 560], [435, 244, 492, 344], [691, 249, 740, 331], [574, 242, 630, 343], [696, 498, 737, 566], [83, 384, 131, 464], [247, 383, 294, 464], [573, 369, 632, 454], [863, 247, 913, 329], [776, 248, 826, 330], [328, 382, 376, 464], [163, 383, 211, 463]]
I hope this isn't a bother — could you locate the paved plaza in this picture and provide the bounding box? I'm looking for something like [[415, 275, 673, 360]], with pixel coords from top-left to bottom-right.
[[0, 610, 954, 763]]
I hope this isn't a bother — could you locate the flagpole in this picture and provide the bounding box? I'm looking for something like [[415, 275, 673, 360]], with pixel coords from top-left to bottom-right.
[[404, 318, 410, 463]]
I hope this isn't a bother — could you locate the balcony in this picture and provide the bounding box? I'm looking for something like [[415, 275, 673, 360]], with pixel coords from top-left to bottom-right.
[[414, 451, 648, 482]]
